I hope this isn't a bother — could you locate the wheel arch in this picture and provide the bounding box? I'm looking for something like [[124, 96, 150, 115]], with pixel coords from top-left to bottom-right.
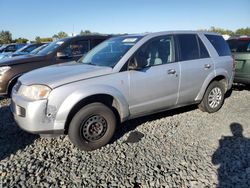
[[7, 73, 23, 96], [53, 86, 130, 134], [196, 72, 228, 101]]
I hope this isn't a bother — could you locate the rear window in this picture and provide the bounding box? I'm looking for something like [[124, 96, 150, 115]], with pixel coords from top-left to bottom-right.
[[205, 34, 231, 56], [227, 39, 250, 52]]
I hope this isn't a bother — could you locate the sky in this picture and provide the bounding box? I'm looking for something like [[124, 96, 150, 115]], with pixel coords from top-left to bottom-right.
[[0, 0, 249, 40]]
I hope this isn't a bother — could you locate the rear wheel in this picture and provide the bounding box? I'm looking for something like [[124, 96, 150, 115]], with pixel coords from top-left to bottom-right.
[[68, 102, 116, 151], [198, 81, 225, 113]]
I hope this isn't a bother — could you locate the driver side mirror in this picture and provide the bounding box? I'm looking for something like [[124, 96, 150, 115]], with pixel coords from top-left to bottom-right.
[[57, 52, 70, 59]]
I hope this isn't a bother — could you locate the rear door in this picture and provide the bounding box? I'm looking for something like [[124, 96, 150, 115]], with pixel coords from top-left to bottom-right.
[[176, 34, 213, 104]]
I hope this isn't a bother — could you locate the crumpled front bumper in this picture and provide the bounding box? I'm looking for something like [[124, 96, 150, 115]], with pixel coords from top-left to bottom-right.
[[11, 92, 64, 134]]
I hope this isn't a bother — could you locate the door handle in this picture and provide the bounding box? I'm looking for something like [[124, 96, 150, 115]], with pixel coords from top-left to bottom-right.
[[204, 64, 211, 69], [168, 69, 176, 74]]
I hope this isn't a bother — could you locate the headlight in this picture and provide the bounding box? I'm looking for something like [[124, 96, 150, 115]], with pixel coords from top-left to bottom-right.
[[0, 66, 11, 75], [18, 85, 51, 100]]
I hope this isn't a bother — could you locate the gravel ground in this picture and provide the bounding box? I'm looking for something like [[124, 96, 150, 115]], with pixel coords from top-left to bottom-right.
[[0, 86, 250, 188]]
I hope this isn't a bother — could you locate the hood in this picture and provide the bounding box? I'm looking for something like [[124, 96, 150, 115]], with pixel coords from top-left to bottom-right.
[[0, 54, 45, 66], [19, 62, 113, 88]]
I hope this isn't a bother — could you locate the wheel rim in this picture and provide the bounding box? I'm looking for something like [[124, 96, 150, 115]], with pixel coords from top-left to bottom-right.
[[208, 87, 222, 109], [81, 115, 108, 142]]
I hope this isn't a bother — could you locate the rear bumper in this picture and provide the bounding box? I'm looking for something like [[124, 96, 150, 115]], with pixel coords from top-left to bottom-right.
[[11, 93, 64, 135]]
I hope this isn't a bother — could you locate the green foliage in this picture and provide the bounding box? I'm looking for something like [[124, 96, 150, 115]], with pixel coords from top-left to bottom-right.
[[35, 36, 41, 43], [35, 36, 52, 43], [13, 37, 29, 43], [200, 27, 234, 35], [53, 31, 68, 39], [200, 27, 250, 36], [235, 27, 250, 35], [0, 30, 12, 44], [40, 38, 53, 42]]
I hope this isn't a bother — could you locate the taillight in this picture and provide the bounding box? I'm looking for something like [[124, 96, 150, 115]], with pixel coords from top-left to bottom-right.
[[232, 54, 235, 71]]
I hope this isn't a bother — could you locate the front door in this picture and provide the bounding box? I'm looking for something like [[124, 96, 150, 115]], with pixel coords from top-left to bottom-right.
[[128, 35, 180, 117]]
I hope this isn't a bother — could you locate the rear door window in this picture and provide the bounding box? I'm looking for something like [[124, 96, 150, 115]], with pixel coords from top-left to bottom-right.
[[177, 34, 199, 61], [205, 34, 231, 56], [198, 37, 210, 58]]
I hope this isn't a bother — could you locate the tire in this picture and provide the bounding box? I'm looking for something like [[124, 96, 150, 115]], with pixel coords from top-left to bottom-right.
[[198, 81, 225, 113], [68, 102, 116, 151]]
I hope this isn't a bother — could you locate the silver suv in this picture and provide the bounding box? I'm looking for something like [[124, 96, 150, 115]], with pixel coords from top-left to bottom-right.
[[11, 31, 234, 151]]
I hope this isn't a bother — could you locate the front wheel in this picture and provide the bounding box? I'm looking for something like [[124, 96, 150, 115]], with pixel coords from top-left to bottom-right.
[[198, 81, 225, 113], [68, 102, 116, 151]]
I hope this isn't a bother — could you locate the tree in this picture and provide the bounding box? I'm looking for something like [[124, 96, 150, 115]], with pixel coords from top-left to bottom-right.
[[0, 30, 12, 44], [80, 30, 92, 35], [40, 37, 53, 42], [53, 31, 68, 39], [35, 36, 52, 43], [235, 27, 250, 35], [35, 36, 41, 43], [14, 37, 29, 44], [206, 27, 234, 35]]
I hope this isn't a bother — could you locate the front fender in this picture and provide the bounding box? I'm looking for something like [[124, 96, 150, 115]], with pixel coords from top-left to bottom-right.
[[52, 85, 129, 130]]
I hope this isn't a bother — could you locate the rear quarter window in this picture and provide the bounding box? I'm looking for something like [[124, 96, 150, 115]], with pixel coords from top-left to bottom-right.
[[205, 34, 231, 56]]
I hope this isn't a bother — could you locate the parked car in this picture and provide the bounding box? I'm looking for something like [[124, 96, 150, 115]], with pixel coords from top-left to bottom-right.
[[0, 35, 110, 96], [227, 36, 250, 84], [11, 31, 234, 151], [0, 43, 26, 57], [5, 43, 46, 58]]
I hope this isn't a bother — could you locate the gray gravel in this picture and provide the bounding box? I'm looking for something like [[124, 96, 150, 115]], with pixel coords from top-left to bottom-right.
[[0, 86, 250, 187]]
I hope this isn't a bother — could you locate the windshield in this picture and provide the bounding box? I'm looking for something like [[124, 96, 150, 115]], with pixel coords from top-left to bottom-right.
[[80, 36, 143, 67], [18, 44, 39, 53], [30, 44, 48, 54], [37, 38, 67, 55], [227, 39, 250, 52]]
